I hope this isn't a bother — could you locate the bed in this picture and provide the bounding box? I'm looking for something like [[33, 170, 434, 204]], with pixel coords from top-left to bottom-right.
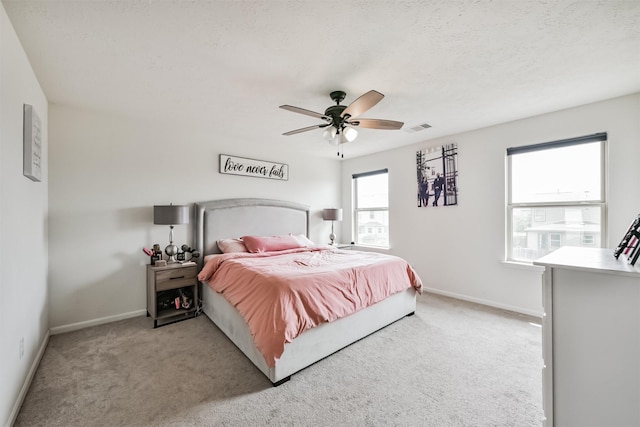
[[195, 198, 421, 386]]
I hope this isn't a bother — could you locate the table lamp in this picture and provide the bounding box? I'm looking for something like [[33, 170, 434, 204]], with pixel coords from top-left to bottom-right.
[[154, 204, 190, 263], [322, 208, 343, 245]]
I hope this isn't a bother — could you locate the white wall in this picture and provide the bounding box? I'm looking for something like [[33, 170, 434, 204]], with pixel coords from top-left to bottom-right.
[[0, 4, 49, 425], [342, 94, 640, 316], [48, 93, 638, 331], [48, 104, 341, 330]]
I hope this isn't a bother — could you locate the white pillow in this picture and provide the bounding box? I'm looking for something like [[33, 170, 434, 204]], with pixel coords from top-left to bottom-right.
[[291, 234, 315, 247], [216, 238, 248, 253]]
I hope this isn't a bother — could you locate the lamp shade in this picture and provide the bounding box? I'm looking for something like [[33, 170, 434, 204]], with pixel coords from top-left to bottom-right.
[[154, 205, 190, 225], [322, 208, 343, 221]]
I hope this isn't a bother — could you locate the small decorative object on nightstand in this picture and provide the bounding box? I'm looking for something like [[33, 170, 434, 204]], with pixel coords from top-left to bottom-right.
[[146, 263, 198, 328]]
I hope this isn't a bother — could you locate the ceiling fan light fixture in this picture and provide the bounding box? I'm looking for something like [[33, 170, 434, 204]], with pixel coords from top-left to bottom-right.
[[328, 129, 341, 145], [280, 90, 401, 151], [323, 126, 337, 141], [343, 126, 358, 142]]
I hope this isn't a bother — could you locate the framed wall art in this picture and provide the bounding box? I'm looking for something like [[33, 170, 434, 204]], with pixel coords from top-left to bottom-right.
[[23, 104, 42, 182], [614, 213, 640, 265], [416, 143, 458, 208]]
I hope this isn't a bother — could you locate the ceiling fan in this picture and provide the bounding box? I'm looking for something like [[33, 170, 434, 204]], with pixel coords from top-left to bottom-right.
[[279, 90, 404, 147]]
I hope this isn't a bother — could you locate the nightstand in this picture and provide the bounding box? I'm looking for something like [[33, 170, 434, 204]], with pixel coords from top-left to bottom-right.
[[335, 243, 354, 250], [146, 263, 198, 328]]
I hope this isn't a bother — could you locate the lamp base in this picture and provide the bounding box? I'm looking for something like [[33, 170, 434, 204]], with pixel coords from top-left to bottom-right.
[[165, 244, 179, 263], [329, 232, 336, 245]]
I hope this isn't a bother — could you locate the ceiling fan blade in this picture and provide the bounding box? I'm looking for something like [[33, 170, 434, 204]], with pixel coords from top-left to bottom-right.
[[279, 105, 330, 121], [282, 123, 329, 136], [349, 118, 404, 130], [341, 90, 384, 119]]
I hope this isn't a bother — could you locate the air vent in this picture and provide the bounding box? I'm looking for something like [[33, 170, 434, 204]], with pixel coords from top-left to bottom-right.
[[404, 122, 432, 133]]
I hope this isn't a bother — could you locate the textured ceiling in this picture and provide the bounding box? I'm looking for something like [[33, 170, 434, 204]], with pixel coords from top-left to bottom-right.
[[3, 0, 640, 158]]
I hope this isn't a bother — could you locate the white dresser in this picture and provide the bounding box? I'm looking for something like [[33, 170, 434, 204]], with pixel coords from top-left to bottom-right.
[[534, 247, 640, 427]]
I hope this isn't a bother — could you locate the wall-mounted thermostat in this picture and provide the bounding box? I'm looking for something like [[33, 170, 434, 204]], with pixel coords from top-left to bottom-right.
[[23, 104, 42, 182]]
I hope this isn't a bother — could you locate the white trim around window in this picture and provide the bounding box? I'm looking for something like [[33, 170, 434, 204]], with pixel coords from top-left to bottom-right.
[[506, 133, 607, 263]]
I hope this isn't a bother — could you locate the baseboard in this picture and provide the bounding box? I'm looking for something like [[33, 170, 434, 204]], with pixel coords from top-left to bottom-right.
[[423, 287, 543, 318], [50, 309, 147, 335], [6, 330, 50, 427]]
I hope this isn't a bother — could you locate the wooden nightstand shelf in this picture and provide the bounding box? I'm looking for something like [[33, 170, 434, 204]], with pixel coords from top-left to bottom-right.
[[146, 263, 198, 328]]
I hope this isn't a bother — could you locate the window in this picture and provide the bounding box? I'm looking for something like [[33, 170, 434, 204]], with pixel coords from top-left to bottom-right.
[[534, 209, 546, 222], [353, 169, 389, 247], [507, 133, 606, 262]]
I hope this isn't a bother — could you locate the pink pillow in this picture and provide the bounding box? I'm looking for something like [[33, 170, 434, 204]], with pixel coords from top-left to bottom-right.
[[217, 238, 248, 253], [242, 235, 304, 253]]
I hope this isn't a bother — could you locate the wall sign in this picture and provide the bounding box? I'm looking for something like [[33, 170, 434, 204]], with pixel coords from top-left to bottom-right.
[[219, 154, 288, 181], [23, 104, 42, 182]]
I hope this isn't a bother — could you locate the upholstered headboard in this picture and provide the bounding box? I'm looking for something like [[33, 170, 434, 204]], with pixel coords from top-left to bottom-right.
[[194, 198, 310, 268]]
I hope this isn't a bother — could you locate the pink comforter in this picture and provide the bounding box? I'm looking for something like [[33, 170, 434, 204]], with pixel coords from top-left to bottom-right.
[[198, 247, 422, 367]]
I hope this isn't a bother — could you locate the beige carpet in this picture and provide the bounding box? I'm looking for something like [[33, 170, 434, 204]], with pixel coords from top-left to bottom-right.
[[15, 293, 543, 426]]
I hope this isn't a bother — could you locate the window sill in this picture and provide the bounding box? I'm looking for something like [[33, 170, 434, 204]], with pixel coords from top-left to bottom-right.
[[501, 260, 545, 273]]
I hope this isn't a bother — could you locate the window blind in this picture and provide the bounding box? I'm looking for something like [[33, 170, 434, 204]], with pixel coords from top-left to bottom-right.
[[507, 132, 607, 156], [352, 168, 388, 179]]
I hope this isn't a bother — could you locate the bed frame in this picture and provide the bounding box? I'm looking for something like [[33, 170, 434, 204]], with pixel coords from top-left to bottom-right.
[[194, 198, 417, 386]]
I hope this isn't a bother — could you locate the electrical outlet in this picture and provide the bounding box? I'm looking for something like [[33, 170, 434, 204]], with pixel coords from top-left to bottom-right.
[[19, 337, 24, 359]]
